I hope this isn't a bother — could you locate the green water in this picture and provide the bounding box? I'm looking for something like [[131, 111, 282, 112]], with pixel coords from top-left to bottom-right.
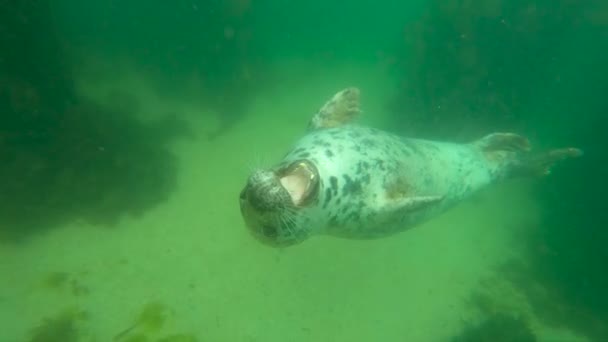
[[1, 1, 606, 341]]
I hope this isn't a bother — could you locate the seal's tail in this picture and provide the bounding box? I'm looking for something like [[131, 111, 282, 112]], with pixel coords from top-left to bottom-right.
[[472, 133, 583, 179], [510, 147, 583, 178]]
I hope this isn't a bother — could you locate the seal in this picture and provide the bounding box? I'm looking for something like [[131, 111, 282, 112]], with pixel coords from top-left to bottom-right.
[[239, 88, 582, 247]]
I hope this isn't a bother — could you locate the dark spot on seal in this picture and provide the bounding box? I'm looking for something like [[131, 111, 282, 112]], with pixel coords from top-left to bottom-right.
[[298, 152, 311, 158], [399, 146, 412, 156], [336, 198, 341, 205], [356, 161, 370, 174], [292, 147, 306, 154], [360, 173, 371, 185], [325, 149, 334, 158], [329, 176, 338, 194], [328, 215, 339, 226], [312, 138, 332, 147], [424, 176, 433, 187], [342, 175, 362, 196], [373, 159, 386, 171], [401, 140, 423, 156], [323, 188, 333, 209], [348, 131, 362, 139], [385, 176, 411, 199], [346, 211, 361, 222], [361, 138, 375, 147]]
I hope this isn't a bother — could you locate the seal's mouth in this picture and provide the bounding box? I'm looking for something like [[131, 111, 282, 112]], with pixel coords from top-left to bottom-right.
[[277, 160, 319, 206]]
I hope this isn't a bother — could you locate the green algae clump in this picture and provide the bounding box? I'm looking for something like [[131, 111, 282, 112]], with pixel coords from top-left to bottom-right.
[[115, 301, 168, 341], [157, 334, 198, 342], [28, 309, 88, 342]]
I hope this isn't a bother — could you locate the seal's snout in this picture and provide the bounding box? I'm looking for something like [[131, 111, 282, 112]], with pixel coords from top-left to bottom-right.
[[239, 163, 318, 248], [242, 169, 290, 212], [241, 160, 319, 212]]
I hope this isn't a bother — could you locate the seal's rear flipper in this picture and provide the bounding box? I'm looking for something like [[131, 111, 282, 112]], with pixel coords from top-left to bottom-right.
[[308, 87, 360, 130], [473, 133, 583, 180], [473, 133, 531, 152], [512, 148, 584, 177]]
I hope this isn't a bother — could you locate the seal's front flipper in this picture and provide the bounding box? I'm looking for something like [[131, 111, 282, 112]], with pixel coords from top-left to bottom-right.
[[308, 87, 360, 130], [383, 195, 444, 214], [512, 148, 583, 177]]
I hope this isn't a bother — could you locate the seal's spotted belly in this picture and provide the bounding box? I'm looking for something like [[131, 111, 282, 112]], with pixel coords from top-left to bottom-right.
[[279, 125, 492, 239]]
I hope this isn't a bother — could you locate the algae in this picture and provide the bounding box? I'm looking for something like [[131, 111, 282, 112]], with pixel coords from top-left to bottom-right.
[[156, 334, 198, 342], [28, 309, 88, 342], [114, 301, 168, 341], [124, 333, 150, 342], [451, 313, 536, 342], [41, 271, 90, 297], [42, 272, 71, 290]]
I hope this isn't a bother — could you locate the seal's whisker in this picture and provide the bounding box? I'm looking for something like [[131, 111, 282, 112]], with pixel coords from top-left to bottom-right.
[[279, 211, 297, 234], [277, 215, 293, 235], [282, 215, 296, 231], [279, 213, 291, 228], [245, 158, 261, 173], [283, 211, 303, 236], [281, 207, 297, 221], [246, 153, 276, 173]]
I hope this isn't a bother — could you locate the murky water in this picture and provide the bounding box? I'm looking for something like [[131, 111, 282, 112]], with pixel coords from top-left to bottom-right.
[[1, 1, 606, 341]]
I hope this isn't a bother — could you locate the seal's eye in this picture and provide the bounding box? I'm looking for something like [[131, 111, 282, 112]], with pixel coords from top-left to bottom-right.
[[278, 160, 319, 206]]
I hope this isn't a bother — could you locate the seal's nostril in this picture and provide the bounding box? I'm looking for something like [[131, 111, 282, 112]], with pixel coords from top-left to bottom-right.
[[239, 186, 247, 200]]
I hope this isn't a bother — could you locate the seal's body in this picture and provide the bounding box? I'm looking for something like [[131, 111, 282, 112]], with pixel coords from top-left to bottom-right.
[[239, 88, 582, 247], [278, 125, 496, 240]]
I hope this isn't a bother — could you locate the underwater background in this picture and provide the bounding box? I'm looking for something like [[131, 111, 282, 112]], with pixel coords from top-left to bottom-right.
[[0, 0, 606, 341]]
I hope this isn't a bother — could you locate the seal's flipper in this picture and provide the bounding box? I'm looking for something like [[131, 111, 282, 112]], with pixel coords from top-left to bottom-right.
[[473, 132, 582, 180], [473, 133, 531, 152], [511, 147, 583, 177], [308, 87, 360, 130], [382, 195, 444, 214]]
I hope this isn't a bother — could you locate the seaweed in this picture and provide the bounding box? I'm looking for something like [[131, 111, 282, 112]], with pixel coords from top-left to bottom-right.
[[124, 334, 149, 342], [114, 301, 168, 341], [70, 278, 90, 297], [0, 1, 191, 242], [40, 271, 90, 297], [28, 309, 88, 342], [156, 334, 198, 342], [42, 272, 70, 290], [452, 313, 536, 342]]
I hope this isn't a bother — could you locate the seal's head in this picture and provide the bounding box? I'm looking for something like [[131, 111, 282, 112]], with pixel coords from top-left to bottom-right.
[[239, 160, 319, 247]]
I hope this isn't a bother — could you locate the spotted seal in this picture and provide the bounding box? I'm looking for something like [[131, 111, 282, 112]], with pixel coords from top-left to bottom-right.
[[239, 88, 582, 247]]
